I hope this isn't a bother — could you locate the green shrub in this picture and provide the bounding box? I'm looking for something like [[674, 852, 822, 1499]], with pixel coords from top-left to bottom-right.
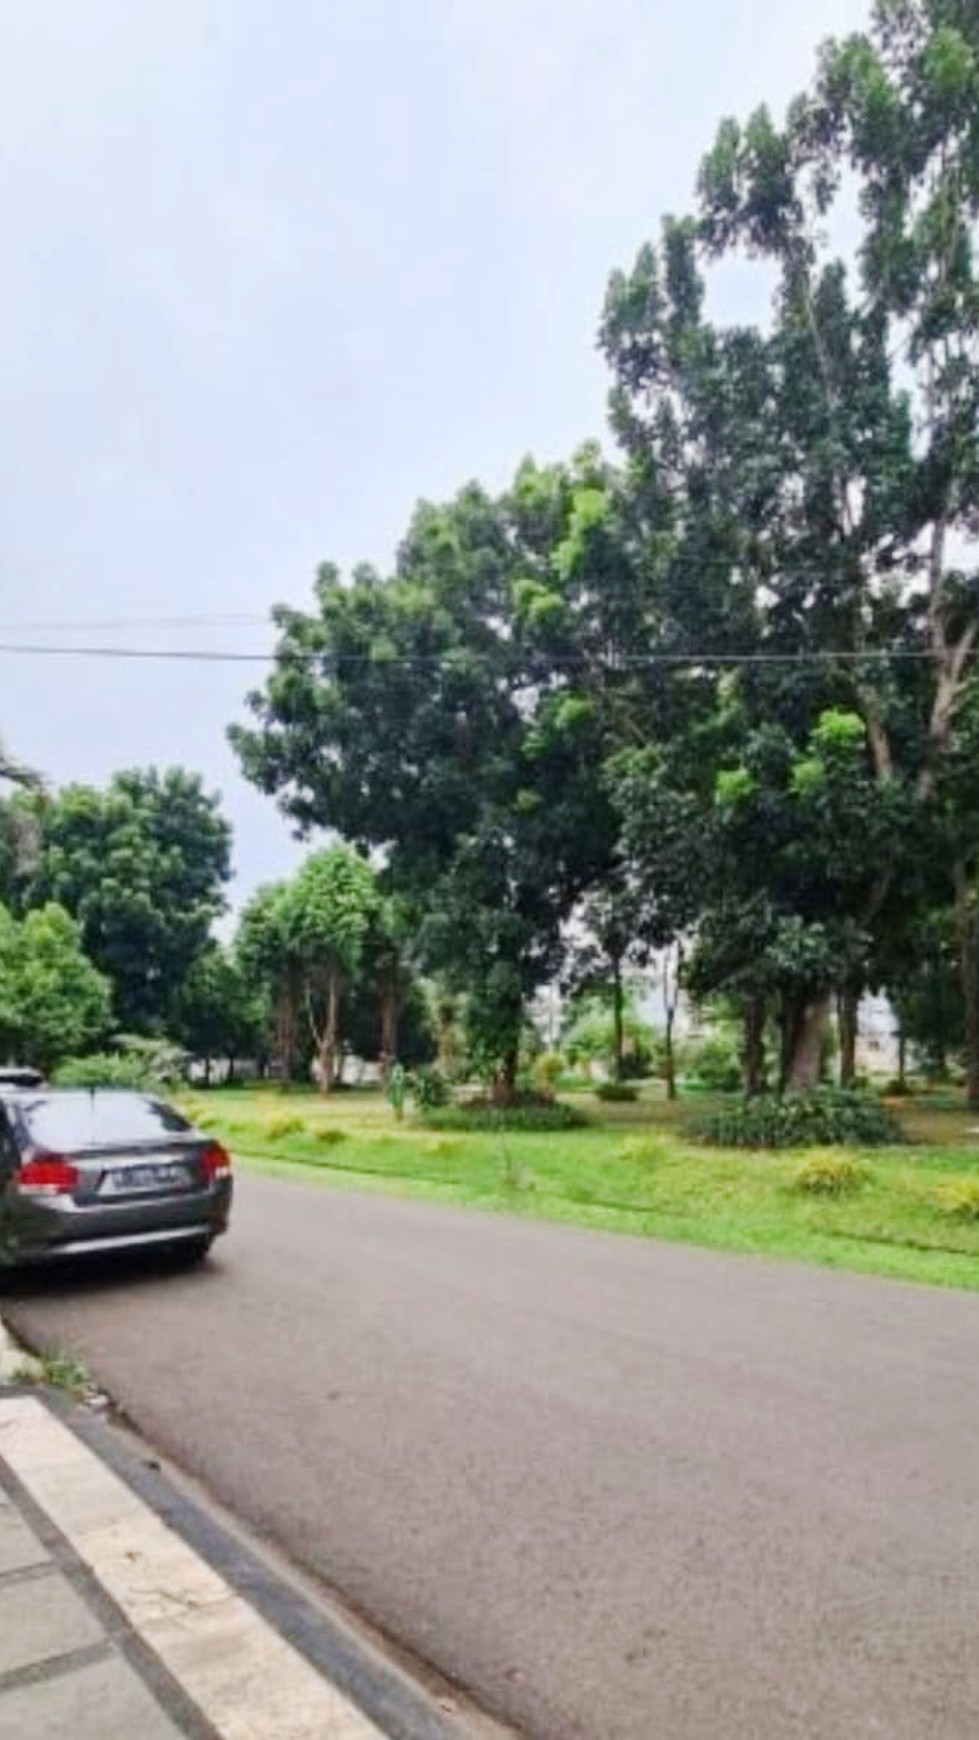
[[56, 1035, 194, 1092], [560, 994, 657, 1079], [54, 1053, 163, 1090], [793, 1155, 869, 1196], [594, 1081, 639, 1102], [421, 1102, 588, 1133], [696, 1090, 903, 1150], [313, 1127, 347, 1147], [682, 1035, 743, 1093], [263, 1115, 307, 1141], [114, 1034, 189, 1084], [618, 1053, 653, 1081], [534, 1051, 564, 1092], [935, 1179, 979, 1221], [411, 1065, 450, 1110]]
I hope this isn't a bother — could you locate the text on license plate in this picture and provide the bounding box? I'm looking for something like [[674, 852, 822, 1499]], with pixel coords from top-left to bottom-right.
[[101, 1163, 193, 1194]]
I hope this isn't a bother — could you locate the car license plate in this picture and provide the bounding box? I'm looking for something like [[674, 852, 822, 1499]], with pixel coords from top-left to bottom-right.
[[101, 1162, 193, 1194]]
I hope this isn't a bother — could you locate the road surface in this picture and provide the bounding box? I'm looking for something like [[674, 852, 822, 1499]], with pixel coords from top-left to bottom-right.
[[5, 1172, 979, 1738]]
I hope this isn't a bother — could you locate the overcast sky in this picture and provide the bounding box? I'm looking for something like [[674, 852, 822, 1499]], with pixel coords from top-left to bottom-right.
[[0, 0, 869, 916]]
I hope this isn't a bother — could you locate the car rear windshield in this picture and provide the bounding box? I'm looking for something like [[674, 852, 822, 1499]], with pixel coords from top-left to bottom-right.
[[18, 1094, 191, 1152]]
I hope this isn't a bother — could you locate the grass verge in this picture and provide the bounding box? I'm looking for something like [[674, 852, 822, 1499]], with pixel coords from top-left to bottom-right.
[[180, 1086, 979, 1293]]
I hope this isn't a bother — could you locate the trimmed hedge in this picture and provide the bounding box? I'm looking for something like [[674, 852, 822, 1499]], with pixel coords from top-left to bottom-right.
[[421, 1102, 589, 1133], [594, 1082, 640, 1103], [695, 1089, 904, 1150]]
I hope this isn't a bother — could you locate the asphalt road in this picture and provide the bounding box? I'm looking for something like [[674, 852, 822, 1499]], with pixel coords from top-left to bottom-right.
[[5, 1174, 979, 1739]]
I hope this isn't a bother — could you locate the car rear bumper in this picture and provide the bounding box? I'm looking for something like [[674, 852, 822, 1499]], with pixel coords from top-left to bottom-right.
[[0, 1180, 232, 1267]]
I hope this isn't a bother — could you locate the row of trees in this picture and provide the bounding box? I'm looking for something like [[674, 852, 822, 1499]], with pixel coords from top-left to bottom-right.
[[234, 847, 432, 1089], [231, 1, 979, 1101], [0, 757, 442, 1083]]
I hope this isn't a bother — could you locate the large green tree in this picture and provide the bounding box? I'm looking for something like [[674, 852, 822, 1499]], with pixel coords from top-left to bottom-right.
[[283, 846, 378, 1092], [697, 0, 979, 1093], [231, 1, 979, 1105], [0, 902, 111, 1073], [232, 463, 628, 1096], [601, 0, 979, 1093], [236, 881, 305, 1080], [236, 868, 433, 1084], [28, 769, 232, 1034], [172, 944, 270, 1084]]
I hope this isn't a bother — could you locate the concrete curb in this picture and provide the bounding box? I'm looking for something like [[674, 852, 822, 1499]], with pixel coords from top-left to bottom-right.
[[51, 1394, 481, 1740]]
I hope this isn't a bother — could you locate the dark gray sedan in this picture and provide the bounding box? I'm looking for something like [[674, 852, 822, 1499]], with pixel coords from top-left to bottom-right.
[[0, 1090, 232, 1269]]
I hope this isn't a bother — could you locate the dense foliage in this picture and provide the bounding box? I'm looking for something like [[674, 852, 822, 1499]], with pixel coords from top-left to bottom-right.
[[25, 769, 232, 1035], [0, 902, 111, 1072], [236, 850, 435, 1091], [421, 1102, 589, 1133], [697, 1090, 904, 1150], [231, 2, 979, 1104], [53, 1052, 169, 1090]]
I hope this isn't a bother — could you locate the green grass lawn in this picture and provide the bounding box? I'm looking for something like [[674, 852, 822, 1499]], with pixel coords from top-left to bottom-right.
[[181, 1084, 979, 1293]]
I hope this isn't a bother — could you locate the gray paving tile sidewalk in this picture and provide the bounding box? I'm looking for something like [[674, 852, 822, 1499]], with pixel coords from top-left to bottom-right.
[[0, 1386, 486, 1740], [0, 1390, 400, 1739], [0, 1484, 183, 1738]]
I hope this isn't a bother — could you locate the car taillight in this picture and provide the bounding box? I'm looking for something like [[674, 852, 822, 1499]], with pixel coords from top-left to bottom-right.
[[16, 1156, 80, 1197], [201, 1143, 232, 1183]]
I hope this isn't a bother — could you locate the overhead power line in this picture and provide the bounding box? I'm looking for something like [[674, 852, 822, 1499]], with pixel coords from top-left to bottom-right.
[[0, 640, 948, 669], [0, 558, 943, 638]]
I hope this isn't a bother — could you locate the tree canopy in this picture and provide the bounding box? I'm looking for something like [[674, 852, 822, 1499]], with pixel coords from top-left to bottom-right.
[[0, 902, 111, 1073], [232, 460, 626, 1090], [26, 768, 232, 1035], [224, 1, 979, 1100]]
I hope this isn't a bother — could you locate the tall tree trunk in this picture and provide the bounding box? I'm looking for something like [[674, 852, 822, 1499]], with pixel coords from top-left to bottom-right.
[[435, 992, 458, 1079], [778, 993, 795, 1094], [743, 996, 766, 1096], [203, 1055, 212, 1089], [493, 1042, 520, 1107], [318, 969, 340, 1095], [664, 1005, 677, 1103], [612, 956, 624, 1083], [274, 990, 290, 1080], [837, 987, 859, 1089], [954, 861, 979, 1109], [785, 993, 830, 1093], [277, 967, 302, 1081], [379, 966, 398, 1086], [897, 1021, 907, 1092], [662, 942, 682, 1103]]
